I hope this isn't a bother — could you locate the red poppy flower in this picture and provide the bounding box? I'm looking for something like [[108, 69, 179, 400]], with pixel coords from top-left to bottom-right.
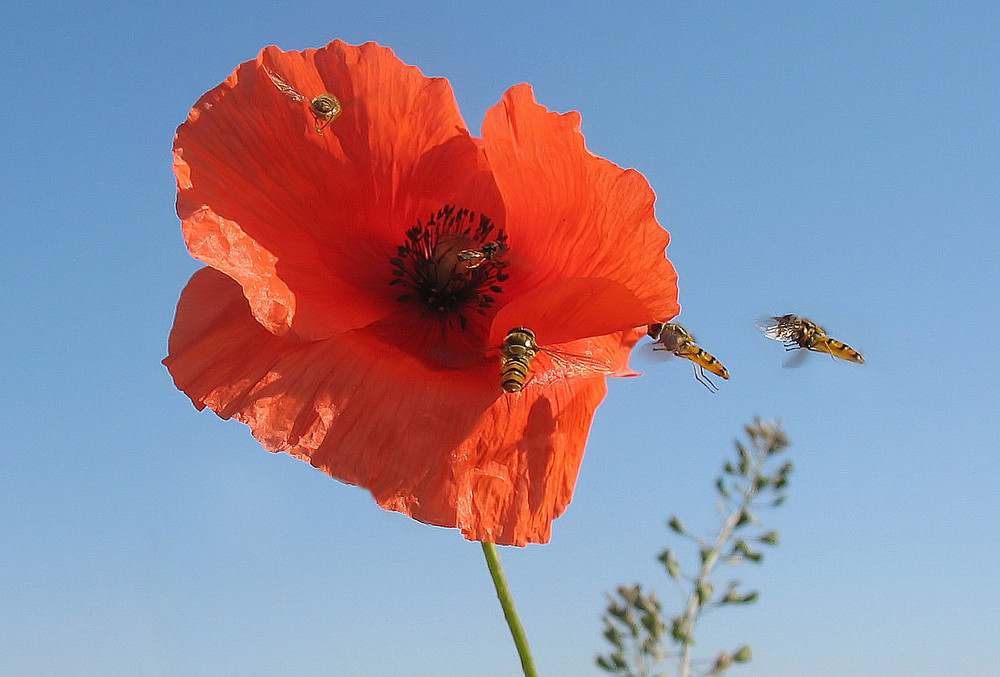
[[165, 40, 679, 546]]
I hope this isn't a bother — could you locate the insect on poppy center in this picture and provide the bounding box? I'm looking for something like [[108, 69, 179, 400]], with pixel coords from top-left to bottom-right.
[[388, 205, 509, 328]]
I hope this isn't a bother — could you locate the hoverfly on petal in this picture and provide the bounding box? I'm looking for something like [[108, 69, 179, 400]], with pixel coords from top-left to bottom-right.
[[264, 66, 343, 134], [647, 322, 729, 392], [756, 314, 864, 365], [499, 327, 615, 394]]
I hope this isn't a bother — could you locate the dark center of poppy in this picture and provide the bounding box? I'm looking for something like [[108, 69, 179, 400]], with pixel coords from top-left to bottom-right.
[[389, 205, 509, 329]]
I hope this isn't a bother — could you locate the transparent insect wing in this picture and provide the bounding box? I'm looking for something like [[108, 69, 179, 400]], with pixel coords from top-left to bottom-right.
[[534, 345, 616, 381], [781, 348, 811, 368], [635, 337, 674, 367], [264, 66, 307, 102], [756, 315, 797, 342], [458, 241, 507, 269], [457, 249, 488, 269]]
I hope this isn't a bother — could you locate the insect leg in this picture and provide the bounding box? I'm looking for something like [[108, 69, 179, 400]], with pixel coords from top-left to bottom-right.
[[692, 364, 719, 392]]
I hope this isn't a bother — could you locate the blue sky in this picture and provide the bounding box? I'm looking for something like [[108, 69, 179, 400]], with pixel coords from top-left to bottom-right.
[[2, 2, 998, 675]]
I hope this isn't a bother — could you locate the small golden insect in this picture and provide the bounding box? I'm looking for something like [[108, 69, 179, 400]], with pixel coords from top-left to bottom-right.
[[457, 240, 509, 269], [648, 322, 729, 392], [264, 66, 343, 134], [498, 327, 614, 393], [757, 314, 864, 364]]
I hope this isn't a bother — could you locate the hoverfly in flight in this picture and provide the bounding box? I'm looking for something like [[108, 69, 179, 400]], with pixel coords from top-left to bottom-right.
[[264, 66, 343, 134], [647, 322, 730, 392], [499, 327, 614, 393], [757, 314, 864, 364]]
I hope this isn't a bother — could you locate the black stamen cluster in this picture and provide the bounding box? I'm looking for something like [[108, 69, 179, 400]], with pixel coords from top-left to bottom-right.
[[388, 205, 509, 329]]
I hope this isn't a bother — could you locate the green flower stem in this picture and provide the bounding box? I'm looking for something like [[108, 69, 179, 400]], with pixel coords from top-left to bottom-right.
[[678, 447, 768, 677], [481, 541, 538, 677], [678, 505, 744, 677]]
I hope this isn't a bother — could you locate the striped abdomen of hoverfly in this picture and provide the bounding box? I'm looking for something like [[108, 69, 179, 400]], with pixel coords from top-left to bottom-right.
[[674, 343, 731, 379], [499, 327, 540, 393], [807, 336, 865, 364]]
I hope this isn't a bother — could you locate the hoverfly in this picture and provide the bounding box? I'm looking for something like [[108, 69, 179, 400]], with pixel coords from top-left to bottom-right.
[[457, 240, 509, 270], [647, 322, 729, 392], [757, 314, 864, 364], [264, 66, 343, 134], [499, 327, 614, 393]]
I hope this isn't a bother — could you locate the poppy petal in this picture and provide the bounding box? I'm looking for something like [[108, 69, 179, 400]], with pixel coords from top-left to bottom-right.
[[481, 84, 679, 335], [164, 267, 615, 545], [488, 276, 657, 348], [448, 375, 609, 545], [174, 41, 502, 341]]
